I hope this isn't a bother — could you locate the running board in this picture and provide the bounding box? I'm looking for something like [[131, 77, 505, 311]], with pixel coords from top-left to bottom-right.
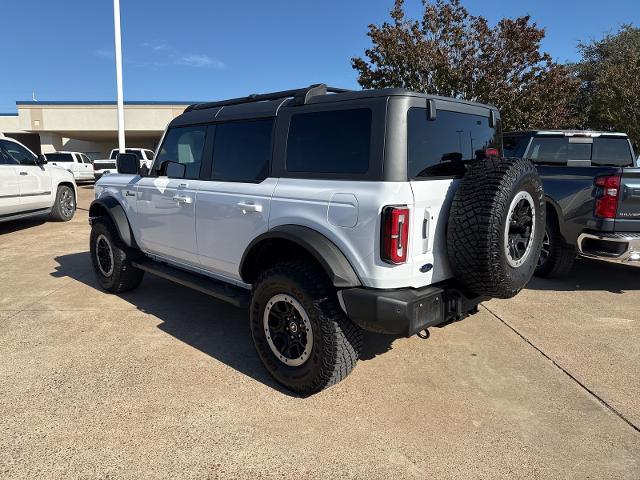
[[132, 259, 250, 308]]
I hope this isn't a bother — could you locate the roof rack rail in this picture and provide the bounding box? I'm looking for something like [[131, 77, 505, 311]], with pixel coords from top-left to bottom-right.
[[185, 83, 351, 112]]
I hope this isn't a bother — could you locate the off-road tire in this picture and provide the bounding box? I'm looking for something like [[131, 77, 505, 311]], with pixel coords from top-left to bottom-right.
[[534, 216, 575, 278], [447, 157, 545, 299], [250, 261, 363, 395], [90, 217, 144, 293], [49, 185, 75, 221]]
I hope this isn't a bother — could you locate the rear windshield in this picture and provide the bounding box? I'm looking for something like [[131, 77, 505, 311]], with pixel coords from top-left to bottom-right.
[[407, 108, 501, 178], [503, 135, 530, 158], [527, 137, 633, 167], [46, 153, 74, 162], [95, 161, 117, 170], [110, 149, 144, 161]]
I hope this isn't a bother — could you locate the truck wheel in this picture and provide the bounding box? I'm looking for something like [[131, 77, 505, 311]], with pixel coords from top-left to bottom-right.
[[534, 217, 575, 278], [90, 217, 144, 293], [49, 185, 75, 221], [447, 157, 545, 299], [250, 261, 363, 395]]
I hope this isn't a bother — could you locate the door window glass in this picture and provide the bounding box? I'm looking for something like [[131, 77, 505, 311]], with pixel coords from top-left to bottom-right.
[[155, 126, 207, 178], [210, 119, 273, 183]]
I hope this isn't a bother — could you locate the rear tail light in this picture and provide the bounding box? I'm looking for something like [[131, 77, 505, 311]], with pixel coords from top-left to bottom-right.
[[595, 175, 621, 219], [485, 148, 500, 157], [381, 206, 409, 264]]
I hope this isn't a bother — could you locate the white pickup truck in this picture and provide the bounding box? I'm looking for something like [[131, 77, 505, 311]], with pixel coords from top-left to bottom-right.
[[93, 148, 155, 180], [46, 151, 95, 182], [0, 136, 77, 223]]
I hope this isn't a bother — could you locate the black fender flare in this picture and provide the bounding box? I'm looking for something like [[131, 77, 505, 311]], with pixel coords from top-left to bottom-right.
[[240, 225, 361, 288], [88, 196, 138, 249]]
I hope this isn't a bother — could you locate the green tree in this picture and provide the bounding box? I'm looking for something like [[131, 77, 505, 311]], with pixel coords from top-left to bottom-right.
[[351, 0, 581, 131], [575, 25, 640, 147]]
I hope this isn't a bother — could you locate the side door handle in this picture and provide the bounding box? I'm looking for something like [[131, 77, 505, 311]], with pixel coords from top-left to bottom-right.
[[19, 171, 28, 176], [173, 195, 193, 204], [237, 202, 263, 213]]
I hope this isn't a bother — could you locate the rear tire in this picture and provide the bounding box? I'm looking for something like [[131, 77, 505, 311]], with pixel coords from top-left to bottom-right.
[[534, 216, 575, 278], [250, 261, 363, 395], [49, 185, 75, 221], [447, 157, 546, 299], [90, 217, 144, 293]]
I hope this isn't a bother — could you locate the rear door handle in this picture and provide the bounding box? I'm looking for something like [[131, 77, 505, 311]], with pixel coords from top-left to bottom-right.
[[19, 171, 28, 176], [173, 195, 193, 204], [237, 202, 263, 213]]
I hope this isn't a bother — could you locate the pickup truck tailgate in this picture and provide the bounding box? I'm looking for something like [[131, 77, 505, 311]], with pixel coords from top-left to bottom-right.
[[618, 168, 640, 231]]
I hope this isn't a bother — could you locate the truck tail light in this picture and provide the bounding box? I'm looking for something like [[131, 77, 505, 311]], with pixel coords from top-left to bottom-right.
[[595, 175, 621, 219], [381, 206, 409, 264]]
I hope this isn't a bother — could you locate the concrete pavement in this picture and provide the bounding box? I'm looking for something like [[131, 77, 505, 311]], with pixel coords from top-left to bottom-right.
[[1, 185, 639, 479]]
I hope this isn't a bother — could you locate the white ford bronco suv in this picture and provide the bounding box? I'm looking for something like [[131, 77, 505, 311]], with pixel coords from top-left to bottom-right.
[[90, 84, 545, 394]]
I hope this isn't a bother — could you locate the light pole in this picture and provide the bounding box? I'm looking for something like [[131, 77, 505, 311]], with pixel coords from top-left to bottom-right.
[[113, 0, 125, 153]]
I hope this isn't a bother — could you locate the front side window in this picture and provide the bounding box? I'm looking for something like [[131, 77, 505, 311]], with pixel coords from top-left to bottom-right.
[[286, 108, 371, 174], [211, 119, 273, 183], [46, 153, 75, 163], [407, 109, 500, 178], [0, 140, 37, 166], [155, 126, 206, 178]]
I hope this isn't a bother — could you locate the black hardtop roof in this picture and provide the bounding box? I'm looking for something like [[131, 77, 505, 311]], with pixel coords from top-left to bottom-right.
[[171, 83, 497, 127]]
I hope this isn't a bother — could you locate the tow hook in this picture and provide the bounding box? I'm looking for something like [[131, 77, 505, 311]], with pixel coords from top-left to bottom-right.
[[417, 329, 430, 339]]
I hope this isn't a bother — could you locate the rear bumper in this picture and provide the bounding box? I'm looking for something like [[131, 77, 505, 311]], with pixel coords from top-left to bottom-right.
[[577, 232, 640, 266], [338, 284, 486, 337]]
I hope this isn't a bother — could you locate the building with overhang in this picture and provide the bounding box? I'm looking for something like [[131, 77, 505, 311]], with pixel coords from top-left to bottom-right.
[[0, 100, 193, 159]]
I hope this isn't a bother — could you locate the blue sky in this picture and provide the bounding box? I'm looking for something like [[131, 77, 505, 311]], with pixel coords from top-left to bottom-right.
[[1, 0, 637, 112]]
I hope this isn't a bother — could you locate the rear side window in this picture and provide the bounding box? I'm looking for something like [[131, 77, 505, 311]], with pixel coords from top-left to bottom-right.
[[407, 109, 500, 178], [210, 119, 273, 183], [592, 138, 633, 166], [155, 125, 207, 178], [286, 108, 371, 174]]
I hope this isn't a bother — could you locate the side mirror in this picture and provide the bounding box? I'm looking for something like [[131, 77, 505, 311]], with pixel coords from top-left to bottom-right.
[[160, 160, 186, 178], [116, 153, 139, 174], [37, 154, 47, 165]]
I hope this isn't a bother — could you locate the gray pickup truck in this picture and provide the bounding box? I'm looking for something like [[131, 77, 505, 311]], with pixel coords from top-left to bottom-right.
[[504, 130, 640, 277]]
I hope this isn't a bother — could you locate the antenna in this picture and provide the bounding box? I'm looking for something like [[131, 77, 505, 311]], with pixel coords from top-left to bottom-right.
[[32, 90, 37, 102]]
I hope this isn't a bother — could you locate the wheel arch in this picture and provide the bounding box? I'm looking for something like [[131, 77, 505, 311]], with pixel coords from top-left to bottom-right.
[[240, 225, 361, 288], [544, 196, 566, 240], [89, 196, 138, 249]]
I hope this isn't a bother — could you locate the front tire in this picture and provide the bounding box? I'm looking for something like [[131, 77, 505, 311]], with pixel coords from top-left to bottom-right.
[[49, 185, 75, 221], [90, 217, 144, 293], [250, 261, 363, 395]]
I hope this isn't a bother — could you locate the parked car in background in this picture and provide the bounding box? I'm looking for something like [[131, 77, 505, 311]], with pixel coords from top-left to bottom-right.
[[108, 148, 155, 169], [504, 130, 640, 276], [90, 84, 546, 394], [0, 135, 77, 222], [94, 148, 155, 180], [46, 151, 95, 182], [93, 159, 119, 181]]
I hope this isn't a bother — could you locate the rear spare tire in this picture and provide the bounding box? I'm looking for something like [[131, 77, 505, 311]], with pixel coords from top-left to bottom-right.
[[447, 157, 545, 299]]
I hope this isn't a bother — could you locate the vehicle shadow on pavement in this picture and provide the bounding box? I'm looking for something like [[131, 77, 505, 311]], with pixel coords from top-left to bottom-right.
[[0, 216, 47, 235], [526, 258, 639, 293], [51, 252, 397, 395]]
